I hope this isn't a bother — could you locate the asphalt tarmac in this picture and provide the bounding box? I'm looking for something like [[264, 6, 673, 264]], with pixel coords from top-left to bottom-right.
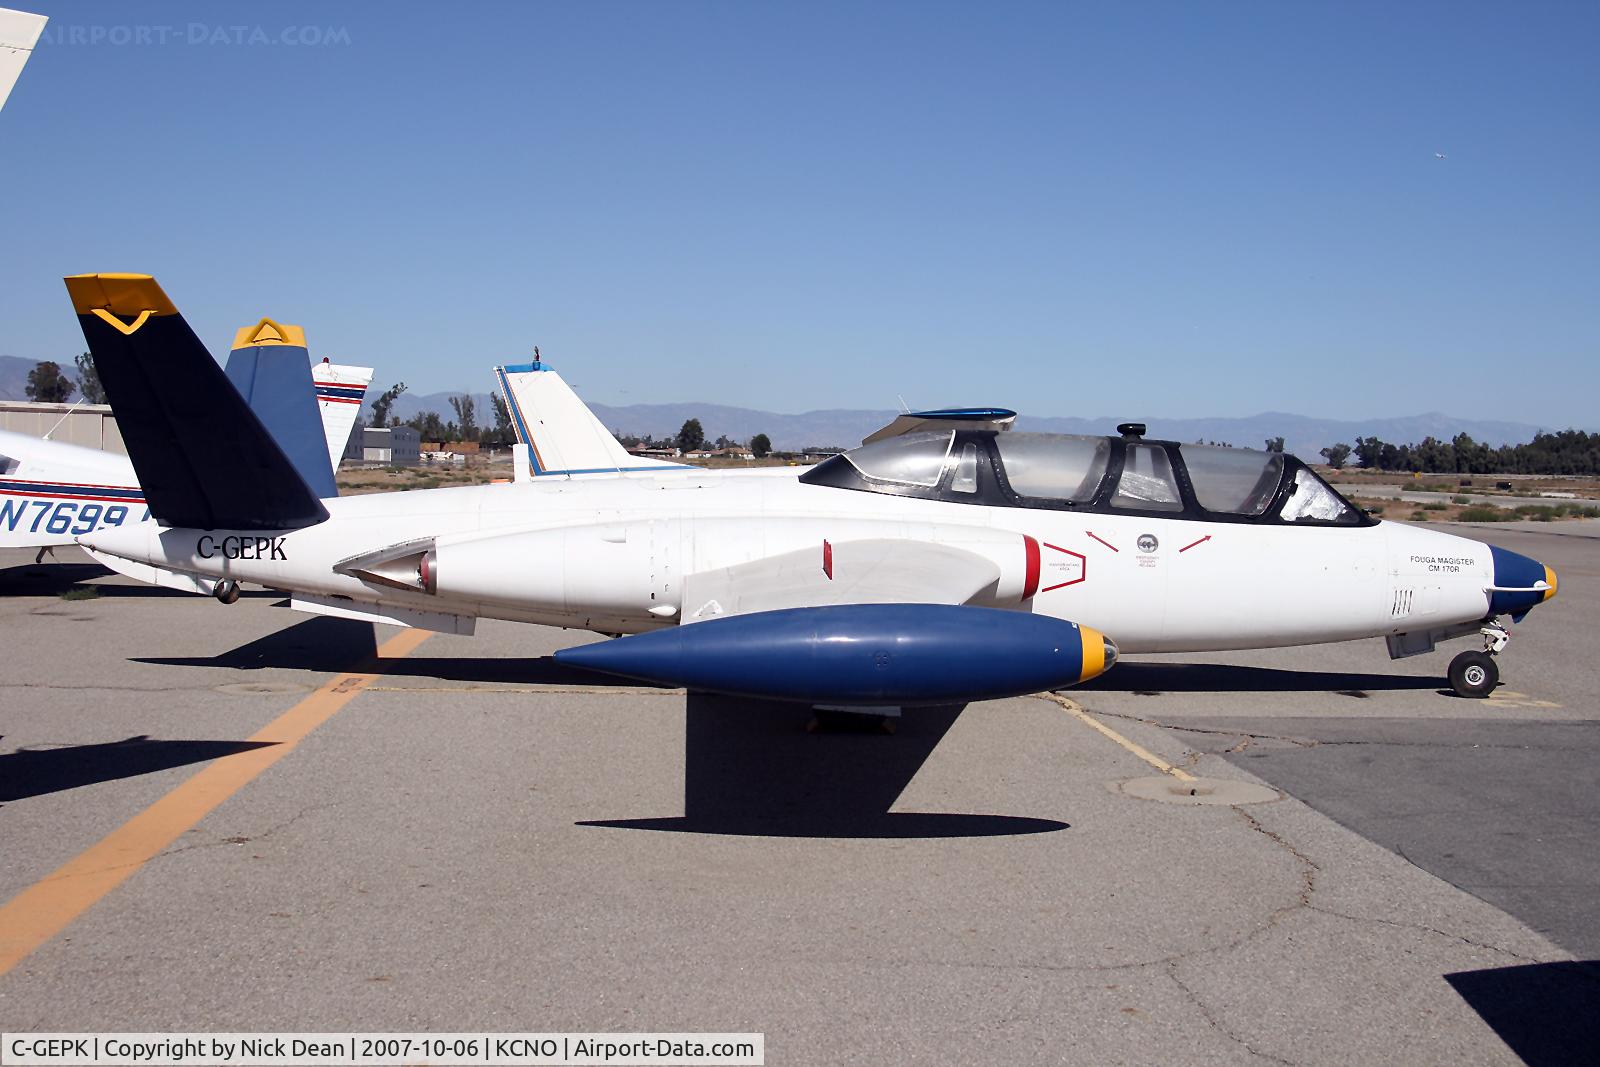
[[0, 523, 1594, 1066]]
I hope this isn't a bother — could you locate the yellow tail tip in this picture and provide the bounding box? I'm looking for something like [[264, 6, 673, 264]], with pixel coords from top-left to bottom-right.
[[64, 273, 179, 318], [1543, 564, 1558, 602], [232, 317, 307, 349]]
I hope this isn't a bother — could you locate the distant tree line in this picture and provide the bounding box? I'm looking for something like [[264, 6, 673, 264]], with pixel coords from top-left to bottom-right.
[[362, 382, 516, 448], [612, 419, 778, 458], [1313, 431, 1600, 475]]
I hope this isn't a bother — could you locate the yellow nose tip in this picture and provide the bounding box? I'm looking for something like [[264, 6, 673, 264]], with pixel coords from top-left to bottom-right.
[[1079, 627, 1118, 682], [1543, 564, 1558, 602]]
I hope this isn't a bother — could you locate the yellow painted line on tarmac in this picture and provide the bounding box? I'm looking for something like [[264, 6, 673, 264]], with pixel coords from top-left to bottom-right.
[[1487, 689, 1563, 709], [1038, 692, 1197, 782], [365, 684, 684, 695], [0, 627, 432, 978]]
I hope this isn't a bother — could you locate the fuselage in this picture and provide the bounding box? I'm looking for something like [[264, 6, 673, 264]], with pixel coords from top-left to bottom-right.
[[79, 461, 1541, 655], [0, 429, 148, 550]]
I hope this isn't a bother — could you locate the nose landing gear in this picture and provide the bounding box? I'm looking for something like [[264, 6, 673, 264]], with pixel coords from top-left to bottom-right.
[[1448, 621, 1508, 699]]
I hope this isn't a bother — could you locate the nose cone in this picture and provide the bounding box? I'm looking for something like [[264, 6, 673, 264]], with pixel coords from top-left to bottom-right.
[[1080, 627, 1118, 683], [1488, 545, 1558, 617]]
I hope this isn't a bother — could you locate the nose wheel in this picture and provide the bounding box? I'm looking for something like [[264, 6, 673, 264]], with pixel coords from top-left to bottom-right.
[[1448, 650, 1499, 699], [1448, 621, 1508, 699]]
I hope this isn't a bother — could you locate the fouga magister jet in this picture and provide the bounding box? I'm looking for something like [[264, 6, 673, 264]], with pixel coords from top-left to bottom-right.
[[68, 275, 1555, 704], [0, 313, 372, 558]]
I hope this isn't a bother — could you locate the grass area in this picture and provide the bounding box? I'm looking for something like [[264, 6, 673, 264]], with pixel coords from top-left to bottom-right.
[[333, 455, 813, 496], [1358, 496, 1600, 524]]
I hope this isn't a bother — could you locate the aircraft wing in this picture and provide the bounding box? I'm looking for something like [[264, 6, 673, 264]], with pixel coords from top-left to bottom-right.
[[680, 538, 1001, 623], [861, 407, 1016, 445], [0, 8, 47, 115]]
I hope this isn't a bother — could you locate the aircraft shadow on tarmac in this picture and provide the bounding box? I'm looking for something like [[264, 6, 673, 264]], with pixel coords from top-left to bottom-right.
[[1445, 960, 1600, 1067], [139, 615, 684, 687], [0, 560, 276, 600], [580, 695, 1071, 840], [0, 735, 276, 804], [1076, 661, 1443, 694], [139, 619, 1067, 839]]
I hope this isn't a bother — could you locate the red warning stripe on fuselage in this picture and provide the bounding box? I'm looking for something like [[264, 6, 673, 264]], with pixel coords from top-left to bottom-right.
[[1023, 535, 1040, 600]]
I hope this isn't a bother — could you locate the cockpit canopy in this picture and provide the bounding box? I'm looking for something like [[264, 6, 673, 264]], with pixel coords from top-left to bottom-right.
[[800, 430, 1369, 526]]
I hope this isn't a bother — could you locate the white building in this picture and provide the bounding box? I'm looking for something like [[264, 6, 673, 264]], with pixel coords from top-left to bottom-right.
[[360, 425, 420, 466]]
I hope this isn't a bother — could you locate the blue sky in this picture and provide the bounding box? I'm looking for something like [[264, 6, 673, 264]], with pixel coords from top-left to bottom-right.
[[1, 1, 1595, 425]]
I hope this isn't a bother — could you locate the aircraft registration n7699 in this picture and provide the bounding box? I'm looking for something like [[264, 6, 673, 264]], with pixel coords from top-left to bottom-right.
[[69, 274, 1556, 706]]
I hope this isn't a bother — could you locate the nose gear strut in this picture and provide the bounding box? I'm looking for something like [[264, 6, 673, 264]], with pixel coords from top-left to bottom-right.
[[1448, 620, 1509, 698]]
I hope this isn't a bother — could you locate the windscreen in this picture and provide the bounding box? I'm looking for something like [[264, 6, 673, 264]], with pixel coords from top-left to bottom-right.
[[1279, 467, 1363, 523], [841, 431, 954, 488]]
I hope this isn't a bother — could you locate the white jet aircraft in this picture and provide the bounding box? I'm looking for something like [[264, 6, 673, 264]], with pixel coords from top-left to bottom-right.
[[1, 313, 371, 556], [68, 275, 1556, 704]]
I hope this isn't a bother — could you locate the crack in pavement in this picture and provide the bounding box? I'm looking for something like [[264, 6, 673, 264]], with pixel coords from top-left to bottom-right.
[[1165, 961, 1299, 1066], [157, 803, 338, 861], [1084, 708, 1321, 748]]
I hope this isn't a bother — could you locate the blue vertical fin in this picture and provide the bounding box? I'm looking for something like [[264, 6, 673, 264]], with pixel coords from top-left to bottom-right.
[[224, 319, 338, 500]]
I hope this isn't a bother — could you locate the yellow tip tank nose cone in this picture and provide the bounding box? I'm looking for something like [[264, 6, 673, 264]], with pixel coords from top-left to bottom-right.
[[1543, 565, 1558, 602], [1079, 626, 1118, 682]]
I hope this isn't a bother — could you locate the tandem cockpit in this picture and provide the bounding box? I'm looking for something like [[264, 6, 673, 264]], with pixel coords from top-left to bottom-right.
[[800, 425, 1372, 526]]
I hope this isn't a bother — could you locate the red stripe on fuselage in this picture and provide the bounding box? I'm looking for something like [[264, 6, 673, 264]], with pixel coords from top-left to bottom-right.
[[1022, 535, 1040, 600]]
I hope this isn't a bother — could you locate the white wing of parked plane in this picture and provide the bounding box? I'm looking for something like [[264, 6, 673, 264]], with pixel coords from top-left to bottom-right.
[[0, 8, 47, 115], [680, 538, 1002, 623], [495, 359, 688, 476]]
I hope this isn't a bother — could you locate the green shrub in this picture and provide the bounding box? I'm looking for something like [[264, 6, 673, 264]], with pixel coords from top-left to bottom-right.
[[60, 586, 100, 601], [1457, 506, 1511, 522], [1451, 495, 1471, 505], [1422, 502, 1449, 511], [1410, 510, 1429, 521]]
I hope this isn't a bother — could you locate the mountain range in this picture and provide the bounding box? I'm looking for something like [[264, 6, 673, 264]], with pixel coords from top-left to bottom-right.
[[385, 387, 1569, 458], [0, 355, 1578, 458]]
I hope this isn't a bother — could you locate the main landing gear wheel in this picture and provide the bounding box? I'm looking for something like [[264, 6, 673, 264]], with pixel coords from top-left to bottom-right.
[[1448, 650, 1499, 699]]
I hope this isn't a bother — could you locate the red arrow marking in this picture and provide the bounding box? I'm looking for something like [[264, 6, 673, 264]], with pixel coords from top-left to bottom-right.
[[1179, 535, 1212, 553], [823, 539, 833, 579], [1086, 530, 1119, 552]]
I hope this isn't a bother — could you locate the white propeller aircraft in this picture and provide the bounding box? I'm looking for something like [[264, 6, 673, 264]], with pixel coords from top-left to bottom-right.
[[67, 274, 1556, 704], [1, 315, 372, 557]]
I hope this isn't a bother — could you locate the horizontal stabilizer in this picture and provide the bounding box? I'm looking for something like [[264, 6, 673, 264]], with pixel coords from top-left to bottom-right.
[[862, 408, 1016, 445], [681, 538, 1001, 622], [64, 274, 328, 530], [496, 360, 686, 476]]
